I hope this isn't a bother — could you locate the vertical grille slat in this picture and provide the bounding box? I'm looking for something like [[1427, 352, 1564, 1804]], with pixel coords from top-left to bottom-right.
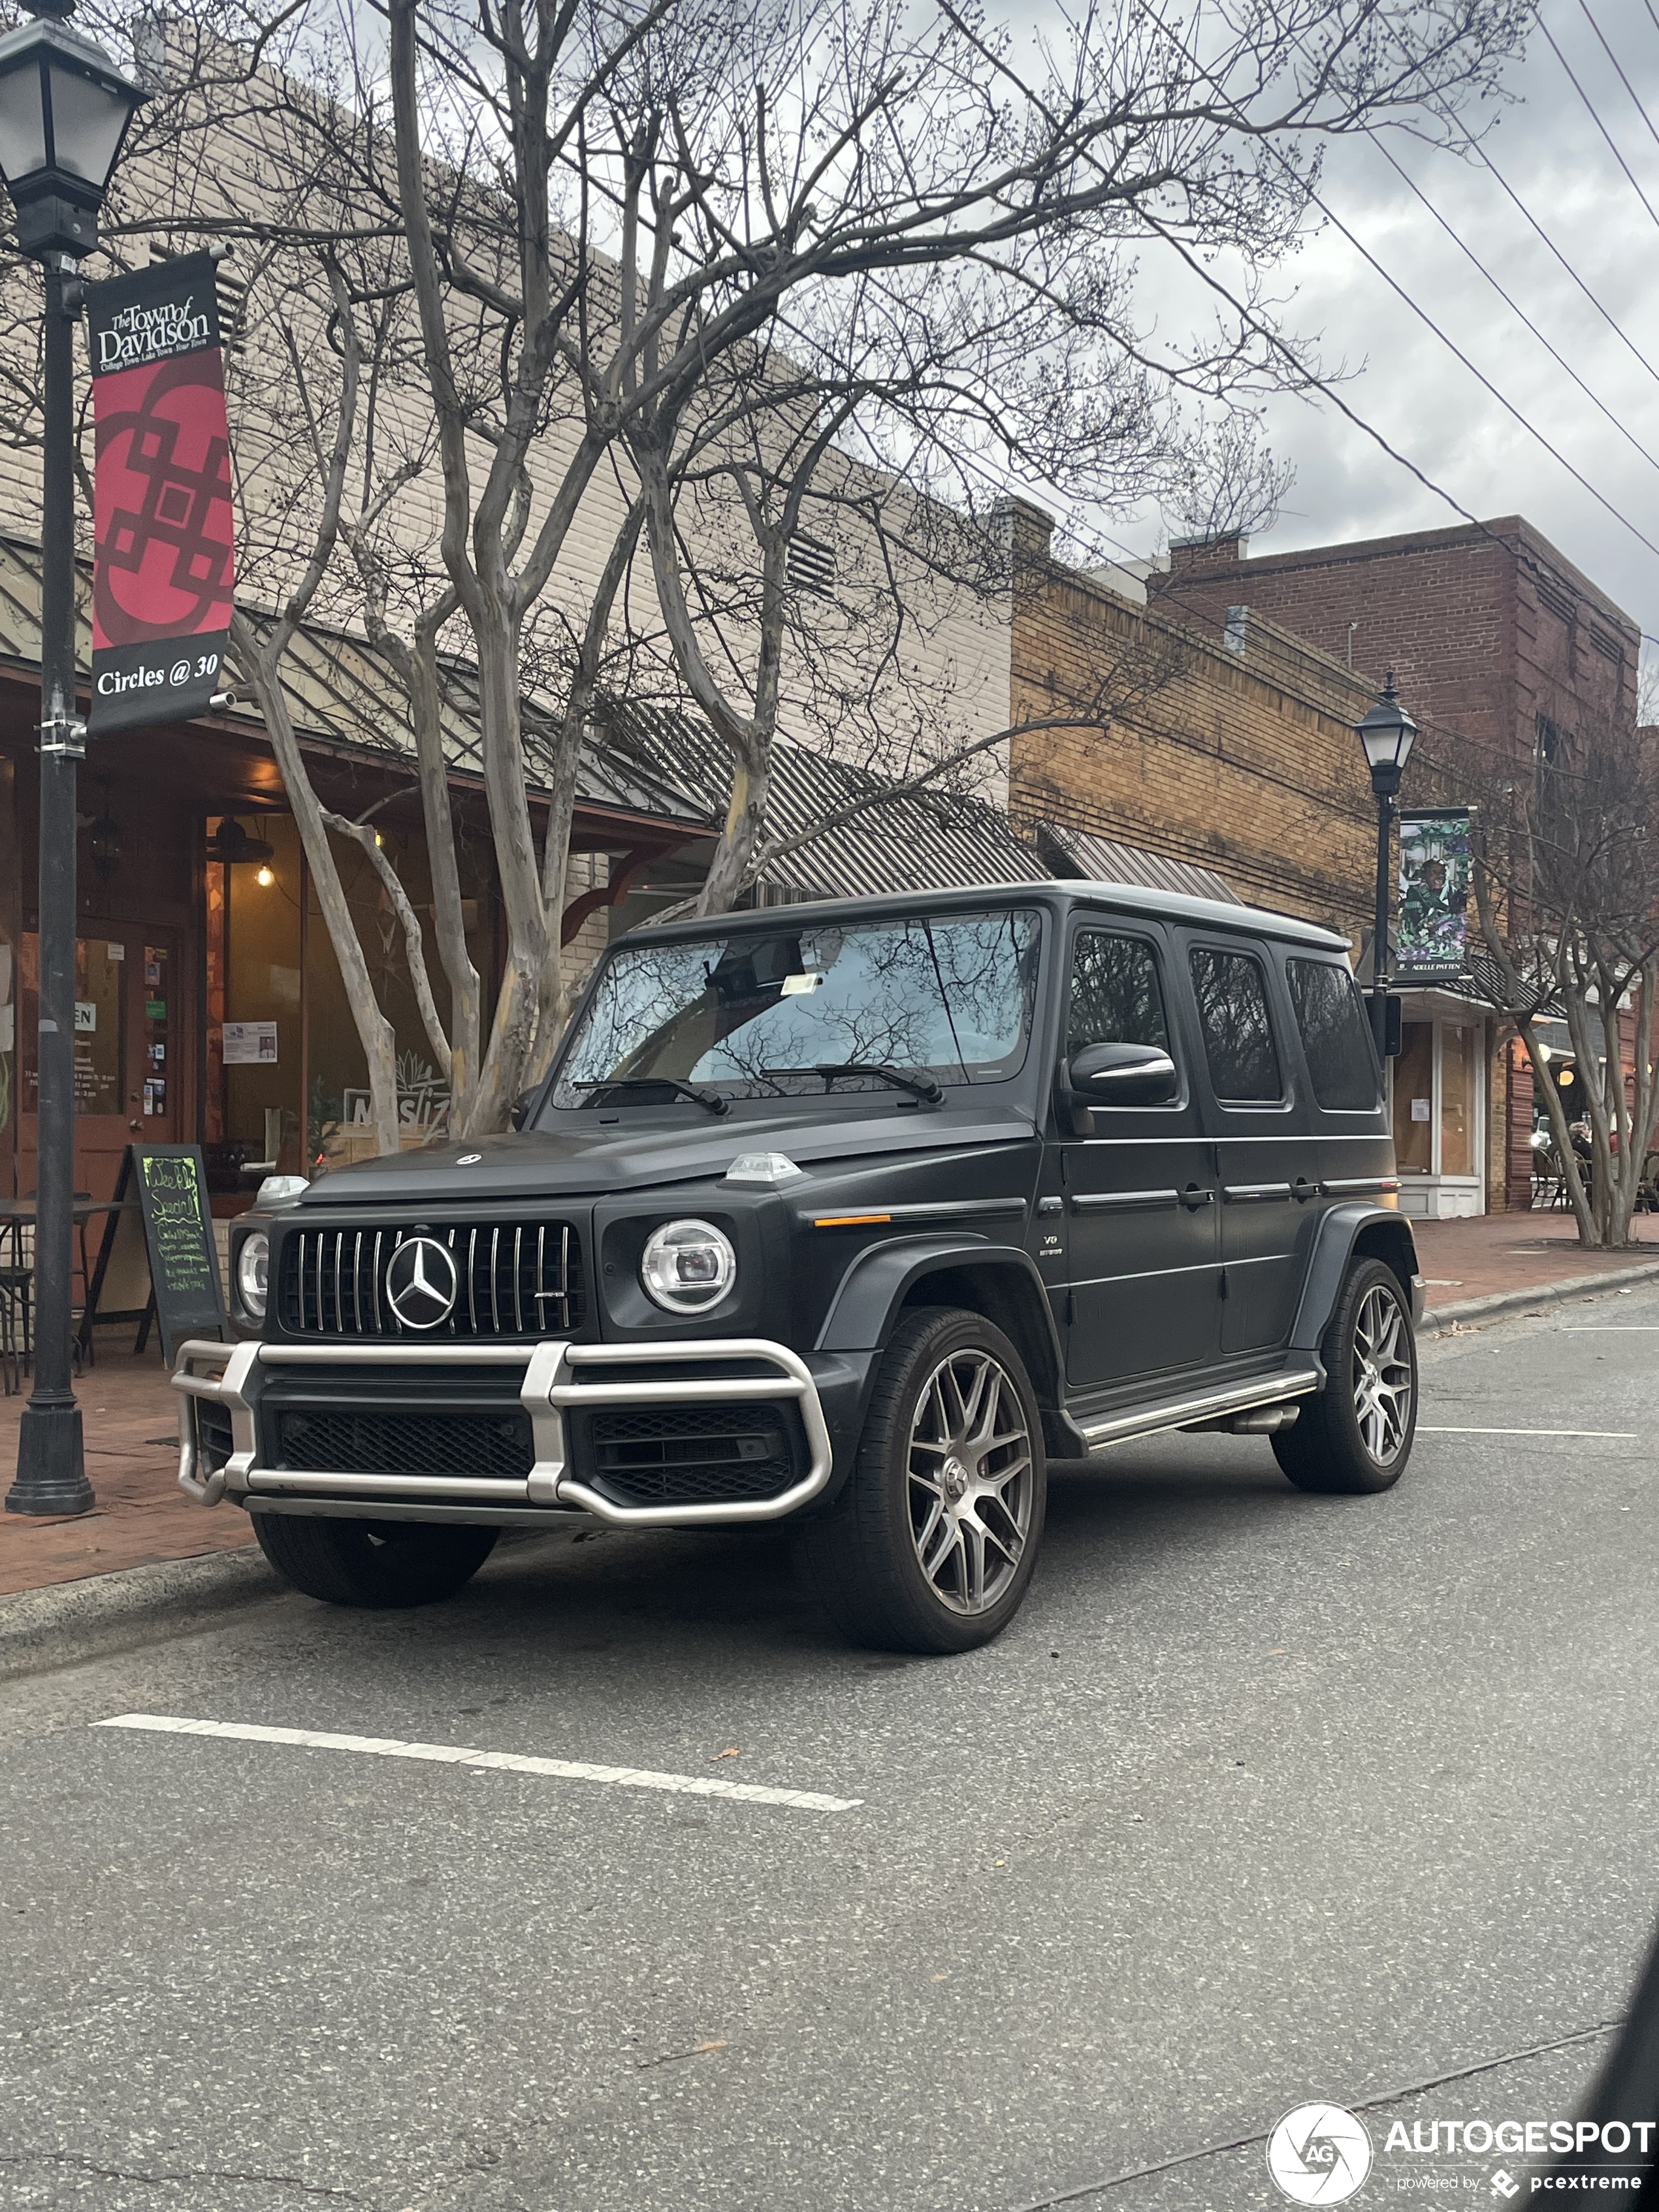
[[278, 1218, 585, 1340]]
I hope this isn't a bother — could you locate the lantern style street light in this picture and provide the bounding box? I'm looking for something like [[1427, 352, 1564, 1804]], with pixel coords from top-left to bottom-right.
[[1, 2, 142, 1519], [1355, 671, 1419, 1058]]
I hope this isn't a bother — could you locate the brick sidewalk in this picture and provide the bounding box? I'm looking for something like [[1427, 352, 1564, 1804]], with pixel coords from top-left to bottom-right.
[[1410, 1208, 1659, 1307], [2, 1209, 1656, 1601]]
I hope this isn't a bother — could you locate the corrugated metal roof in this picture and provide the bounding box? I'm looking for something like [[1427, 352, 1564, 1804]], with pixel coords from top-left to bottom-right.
[[0, 535, 715, 831], [1033, 820, 1240, 905], [593, 696, 1044, 897]]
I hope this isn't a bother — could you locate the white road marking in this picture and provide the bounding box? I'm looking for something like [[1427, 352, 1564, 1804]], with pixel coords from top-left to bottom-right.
[[94, 1714, 862, 1814], [1418, 1425, 1639, 1439], [1563, 1326, 1659, 1332]]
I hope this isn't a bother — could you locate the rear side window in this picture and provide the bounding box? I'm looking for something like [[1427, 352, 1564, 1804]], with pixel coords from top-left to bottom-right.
[[1189, 947, 1283, 1103], [1067, 931, 1169, 1060], [1287, 959, 1381, 1111]]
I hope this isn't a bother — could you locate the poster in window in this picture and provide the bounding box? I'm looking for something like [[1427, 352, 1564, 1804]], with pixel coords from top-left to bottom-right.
[[1396, 810, 1471, 980]]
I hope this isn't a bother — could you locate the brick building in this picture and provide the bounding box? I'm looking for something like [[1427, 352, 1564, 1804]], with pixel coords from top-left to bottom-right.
[[1140, 517, 1643, 1213], [1004, 504, 1627, 1214]]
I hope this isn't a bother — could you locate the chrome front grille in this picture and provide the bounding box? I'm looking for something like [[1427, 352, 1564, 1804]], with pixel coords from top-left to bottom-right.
[[278, 1222, 584, 1340]]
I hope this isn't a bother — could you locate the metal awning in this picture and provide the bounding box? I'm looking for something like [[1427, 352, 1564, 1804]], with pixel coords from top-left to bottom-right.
[[1032, 820, 1239, 904]]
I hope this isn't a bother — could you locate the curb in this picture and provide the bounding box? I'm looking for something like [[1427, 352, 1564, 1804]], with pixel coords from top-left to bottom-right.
[[1421, 1256, 1659, 1338], [0, 1543, 289, 1685]]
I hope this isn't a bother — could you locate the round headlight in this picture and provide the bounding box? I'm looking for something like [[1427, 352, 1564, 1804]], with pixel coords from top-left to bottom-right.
[[236, 1230, 269, 1321], [640, 1217, 737, 1313]]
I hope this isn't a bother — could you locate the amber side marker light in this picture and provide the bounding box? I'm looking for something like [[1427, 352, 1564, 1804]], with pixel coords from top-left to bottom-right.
[[812, 1213, 892, 1228]]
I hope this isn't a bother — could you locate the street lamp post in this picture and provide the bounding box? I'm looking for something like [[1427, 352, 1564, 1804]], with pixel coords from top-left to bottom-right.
[[1355, 671, 1419, 1060], [0, 3, 142, 1518]]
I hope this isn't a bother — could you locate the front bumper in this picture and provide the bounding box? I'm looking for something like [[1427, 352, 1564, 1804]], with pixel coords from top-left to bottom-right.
[[173, 1336, 843, 1528]]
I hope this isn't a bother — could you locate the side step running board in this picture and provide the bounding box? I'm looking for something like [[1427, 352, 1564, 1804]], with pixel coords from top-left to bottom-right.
[[1076, 1366, 1323, 1452]]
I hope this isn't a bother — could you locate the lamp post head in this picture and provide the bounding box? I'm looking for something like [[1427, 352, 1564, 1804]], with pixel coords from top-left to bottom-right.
[[1356, 669, 1418, 799], [0, 7, 143, 260]]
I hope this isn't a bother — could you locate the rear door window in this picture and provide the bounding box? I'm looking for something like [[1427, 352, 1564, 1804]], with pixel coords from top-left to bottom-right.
[[1286, 959, 1381, 1112], [1189, 946, 1283, 1104]]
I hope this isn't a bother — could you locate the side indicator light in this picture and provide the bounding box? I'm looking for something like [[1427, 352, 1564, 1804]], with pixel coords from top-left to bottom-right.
[[812, 1213, 893, 1228]]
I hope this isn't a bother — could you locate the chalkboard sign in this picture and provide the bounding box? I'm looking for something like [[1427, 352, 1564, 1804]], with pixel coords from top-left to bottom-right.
[[84, 1144, 227, 1362]]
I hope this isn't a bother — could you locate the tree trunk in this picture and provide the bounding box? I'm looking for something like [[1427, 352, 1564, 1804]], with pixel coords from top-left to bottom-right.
[[235, 616, 401, 1157]]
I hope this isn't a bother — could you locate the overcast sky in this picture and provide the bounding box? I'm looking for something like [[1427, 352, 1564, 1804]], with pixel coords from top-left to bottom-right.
[[1072, 0, 1659, 647]]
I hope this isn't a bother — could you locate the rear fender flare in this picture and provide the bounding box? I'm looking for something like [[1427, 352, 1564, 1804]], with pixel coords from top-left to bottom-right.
[[1291, 1204, 1422, 1355]]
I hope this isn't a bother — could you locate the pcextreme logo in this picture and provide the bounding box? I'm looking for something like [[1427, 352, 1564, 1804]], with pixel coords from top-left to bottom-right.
[[1267, 2104, 1376, 2204]]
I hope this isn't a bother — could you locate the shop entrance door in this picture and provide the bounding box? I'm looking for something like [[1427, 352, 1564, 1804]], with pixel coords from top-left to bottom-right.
[[18, 930, 182, 1198]]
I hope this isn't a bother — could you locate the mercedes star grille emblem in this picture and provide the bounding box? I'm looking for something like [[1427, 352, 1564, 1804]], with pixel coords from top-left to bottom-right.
[[385, 1235, 460, 1330]]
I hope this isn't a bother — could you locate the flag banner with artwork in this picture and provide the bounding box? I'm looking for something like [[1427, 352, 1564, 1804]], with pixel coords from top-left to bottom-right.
[[1396, 809, 1471, 979], [86, 252, 234, 736]]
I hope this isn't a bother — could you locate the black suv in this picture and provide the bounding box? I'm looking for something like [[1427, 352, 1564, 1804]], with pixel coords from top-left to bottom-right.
[[176, 882, 1424, 1654]]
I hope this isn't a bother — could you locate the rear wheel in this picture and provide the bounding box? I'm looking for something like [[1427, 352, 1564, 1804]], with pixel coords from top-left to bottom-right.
[[800, 1306, 1046, 1654], [253, 1514, 499, 1608], [1272, 1258, 1417, 1495]]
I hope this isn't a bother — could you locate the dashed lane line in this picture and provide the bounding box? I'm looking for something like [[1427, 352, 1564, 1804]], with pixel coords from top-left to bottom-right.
[[93, 1714, 862, 1814]]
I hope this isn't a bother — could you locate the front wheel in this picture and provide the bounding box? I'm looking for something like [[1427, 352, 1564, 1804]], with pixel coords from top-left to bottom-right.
[[253, 1514, 499, 1608], [1273, 1258, 1417, 1495], [799, 1306, 1047, 1654]]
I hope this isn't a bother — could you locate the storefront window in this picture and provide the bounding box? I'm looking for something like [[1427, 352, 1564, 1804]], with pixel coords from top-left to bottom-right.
[[0, 753, 16, 1195], [1393, 1021, 1434, 1175], [1440, 1023, 1477, 1176]]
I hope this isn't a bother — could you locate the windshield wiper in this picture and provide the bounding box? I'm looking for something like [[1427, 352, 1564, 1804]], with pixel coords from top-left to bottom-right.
[[763, 1061, 944, 1104], [574, 1077, 730, 1117]]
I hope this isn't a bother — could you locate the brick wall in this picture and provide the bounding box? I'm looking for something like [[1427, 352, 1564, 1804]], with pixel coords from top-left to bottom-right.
[[1008, 509, 1380, 948], [1148, 517, 1639, 774]]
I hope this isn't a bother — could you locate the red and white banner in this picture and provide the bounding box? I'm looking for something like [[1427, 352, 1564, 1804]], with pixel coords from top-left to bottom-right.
[[84, 251, 235, 735]]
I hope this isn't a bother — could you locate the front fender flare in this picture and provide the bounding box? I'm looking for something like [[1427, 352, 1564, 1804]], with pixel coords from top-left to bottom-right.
[[1290, 1204, 1423, 1354], [816, 1233, 1062, 1373]]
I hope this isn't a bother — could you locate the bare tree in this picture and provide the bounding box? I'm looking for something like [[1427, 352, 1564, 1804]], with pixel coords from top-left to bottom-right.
[[7, 0, 1532, 1144], [1464, 719, 1659, 1247]]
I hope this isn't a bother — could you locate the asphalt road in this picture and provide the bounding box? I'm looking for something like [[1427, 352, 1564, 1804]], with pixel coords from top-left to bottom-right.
[[5, 1288, 1659, 2212]]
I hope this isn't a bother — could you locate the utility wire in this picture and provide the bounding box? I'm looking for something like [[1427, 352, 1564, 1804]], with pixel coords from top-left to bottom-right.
[[1538, 13, 1659, 240], [1368, 132, 1659, 479], [1124, 0, 1659, 651], [1574, 0, 1659, 161], [1298, 176, 1659, 569], [1462, 134, 1659, 396]]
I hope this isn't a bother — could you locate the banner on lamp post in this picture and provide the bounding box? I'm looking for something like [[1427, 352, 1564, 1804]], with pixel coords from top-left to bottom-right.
[[1396, 808, 1472, 980], [85, 251, 234, 736]]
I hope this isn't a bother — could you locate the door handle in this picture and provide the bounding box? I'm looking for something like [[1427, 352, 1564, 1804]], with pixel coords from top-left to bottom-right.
[[1180, 1183, 1216, 1209]]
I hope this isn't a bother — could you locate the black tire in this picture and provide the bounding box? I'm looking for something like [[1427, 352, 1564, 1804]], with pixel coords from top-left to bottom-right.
[[1272, 1257, 1417, 1495], [253, 1514, 499, 1608], [799, 1306, 1047, 1654]]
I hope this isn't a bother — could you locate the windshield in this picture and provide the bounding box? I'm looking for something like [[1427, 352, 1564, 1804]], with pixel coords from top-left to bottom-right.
[[552, 908, 1042, 1105]]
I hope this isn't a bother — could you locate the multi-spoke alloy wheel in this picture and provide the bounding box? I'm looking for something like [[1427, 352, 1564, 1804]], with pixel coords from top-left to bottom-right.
[[905, 1348, 1035, 1617], [1274, 1257, 1418, 1496], [800, 1306, 1048, 1652], [1351, 1283, 1413, 1462]]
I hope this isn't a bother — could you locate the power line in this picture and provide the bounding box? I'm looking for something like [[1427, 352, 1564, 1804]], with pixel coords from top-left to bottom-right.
[[1574, 0, 1659, 161], [1297, 176, 1659, 571], [1368, 131, 1659, 479], [1538, 13, 1659, 240], [1463, 135, 1659, 396]]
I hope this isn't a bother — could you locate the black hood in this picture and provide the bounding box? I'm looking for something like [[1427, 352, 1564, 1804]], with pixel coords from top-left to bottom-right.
[[295, 1099, 1039, 1208]]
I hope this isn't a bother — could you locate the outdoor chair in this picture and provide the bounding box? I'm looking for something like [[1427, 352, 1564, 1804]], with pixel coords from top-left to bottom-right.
[[1530, 1134, 1568, 1211]]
